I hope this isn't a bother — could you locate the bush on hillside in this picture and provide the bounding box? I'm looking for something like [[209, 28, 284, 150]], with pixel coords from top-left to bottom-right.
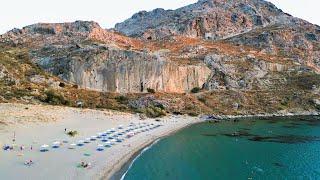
[[44, 89, 70, 105], [191, 87, 201, 93], [147, 88, 155, 94]]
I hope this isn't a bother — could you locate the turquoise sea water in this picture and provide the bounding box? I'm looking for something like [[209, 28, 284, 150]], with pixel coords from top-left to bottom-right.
[[123, 116, 320, 180]]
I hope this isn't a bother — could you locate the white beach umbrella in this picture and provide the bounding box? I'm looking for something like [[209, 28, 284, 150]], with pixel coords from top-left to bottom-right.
[[104, 141, 112, 147], [69, 143, 76, 149], [52, 141, 60, 145], [41, 144, 49, 148], [40, 144, 49, 152], [110, 139, 117, 145], [52, 141, 60, 148], [90, 136, 97, 140], [77, 140, 85, 146], [101, 138, 108, 142], [97, 144, 104, 151], [118, 125, 124, 129]]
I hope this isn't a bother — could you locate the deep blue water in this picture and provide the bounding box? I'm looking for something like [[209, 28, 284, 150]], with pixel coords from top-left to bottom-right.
[[123, 116, 320, 180]]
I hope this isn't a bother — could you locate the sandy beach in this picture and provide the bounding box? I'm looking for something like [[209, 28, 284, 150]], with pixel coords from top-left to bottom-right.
[[0, 103, 201, 180]]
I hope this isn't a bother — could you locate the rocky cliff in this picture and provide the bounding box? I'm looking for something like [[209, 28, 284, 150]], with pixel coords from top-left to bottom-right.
[[0, 0, 319, 115], [115, 0, 320, 75], [0, 21, 211, 93], [115, 0, 291, 40]]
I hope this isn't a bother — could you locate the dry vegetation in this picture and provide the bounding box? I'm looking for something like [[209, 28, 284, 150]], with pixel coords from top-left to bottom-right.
[[0, 46, 319, 117]]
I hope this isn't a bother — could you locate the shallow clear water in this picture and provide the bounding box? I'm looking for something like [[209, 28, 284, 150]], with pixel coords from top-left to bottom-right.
[[123, 116, 320, 180]]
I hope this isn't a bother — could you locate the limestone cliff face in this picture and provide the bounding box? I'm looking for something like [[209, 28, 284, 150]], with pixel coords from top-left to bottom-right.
[[0, 21, 211, 93], [68, 57, 210, 93]]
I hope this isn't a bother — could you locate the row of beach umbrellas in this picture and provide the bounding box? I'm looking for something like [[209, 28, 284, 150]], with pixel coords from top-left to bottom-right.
[[40, 123, 162, 152]]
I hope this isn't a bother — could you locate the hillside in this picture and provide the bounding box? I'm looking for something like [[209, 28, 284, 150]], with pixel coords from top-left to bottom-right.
[[0, 0, 319, 116]]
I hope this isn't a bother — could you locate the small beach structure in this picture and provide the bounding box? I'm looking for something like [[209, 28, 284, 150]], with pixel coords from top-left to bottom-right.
[[101, 138, 108, 142], [77, 140, 85, 146], [69, 143, 77, 149], [104, 141, 112, 147], [84, 138, 91, 143], [96, 144, 104, 151], [90, 136, 97, 141], [40, 144, 49, 152], [52, 141, 61, 148], [110, 139, 117, 145]]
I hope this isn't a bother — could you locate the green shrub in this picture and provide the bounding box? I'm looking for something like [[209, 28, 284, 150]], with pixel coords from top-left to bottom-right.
[[197, 96, 206, 103], [155, 103, 165, 110], [191, 87, 201, 93], [44, 89, 70, 105], [147, 88, 155, 93], [188, 112, 199, 117], [67, 130, 78, 137], [115, 95, 128, 104], [145, 106, 166, 118]]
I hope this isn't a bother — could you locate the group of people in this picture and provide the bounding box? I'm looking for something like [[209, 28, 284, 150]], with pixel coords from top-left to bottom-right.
[[24, 160, 34, 166], [2, 144, 33, 151], [80, 161, 91, 168]]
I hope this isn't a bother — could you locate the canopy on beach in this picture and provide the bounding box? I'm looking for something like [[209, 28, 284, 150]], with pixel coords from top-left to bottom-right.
[[96, 144, 104, 151], [69, 143, 76, 149], [83, 138, 90, 143], [77, 140, 85, 146], [40, 144, 49, 152], [41, 144, 49, 148], [104, 141, 111, 147]]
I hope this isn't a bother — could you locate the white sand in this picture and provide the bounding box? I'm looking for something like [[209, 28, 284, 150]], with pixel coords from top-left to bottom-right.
[[0, 103, 201, 180]]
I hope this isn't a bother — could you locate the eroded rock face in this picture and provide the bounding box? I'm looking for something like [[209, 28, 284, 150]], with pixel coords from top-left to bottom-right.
[[0, 0, 319, 95], [115, 0, 286, 40], [35, 47, 210, 93], [203, 53, 299, 90], [9, 22, 212, 93]]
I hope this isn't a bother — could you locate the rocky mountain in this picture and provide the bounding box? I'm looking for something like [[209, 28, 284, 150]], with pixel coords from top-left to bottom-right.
[[0, 21, 210, 93], [115, 0, 311, 40], [115, 0, 320, 89], [0, 0, 319, 115]]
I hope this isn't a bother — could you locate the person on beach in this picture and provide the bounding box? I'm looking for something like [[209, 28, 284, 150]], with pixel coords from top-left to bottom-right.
[[13, 132, 16, 143], [24, 160, 33, 166], [80, 161, 91, 168], [30, 145, 33, 150], [64, 128, 67, 132]]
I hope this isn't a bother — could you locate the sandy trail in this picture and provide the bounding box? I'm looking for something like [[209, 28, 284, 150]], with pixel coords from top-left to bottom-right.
[[0, 103, 200, 180]]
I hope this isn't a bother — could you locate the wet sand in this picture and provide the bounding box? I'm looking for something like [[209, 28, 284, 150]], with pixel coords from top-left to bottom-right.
[[0, 103, 200, 180]]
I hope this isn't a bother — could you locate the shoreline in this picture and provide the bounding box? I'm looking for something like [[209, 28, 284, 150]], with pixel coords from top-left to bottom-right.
[[107, 111, 320, 179], [0, 103, 201, 180], [203, 111, 319, 121], [0, 103, 318, 179], [99, 120, 201, 180], [106, 121, 201, 180]]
